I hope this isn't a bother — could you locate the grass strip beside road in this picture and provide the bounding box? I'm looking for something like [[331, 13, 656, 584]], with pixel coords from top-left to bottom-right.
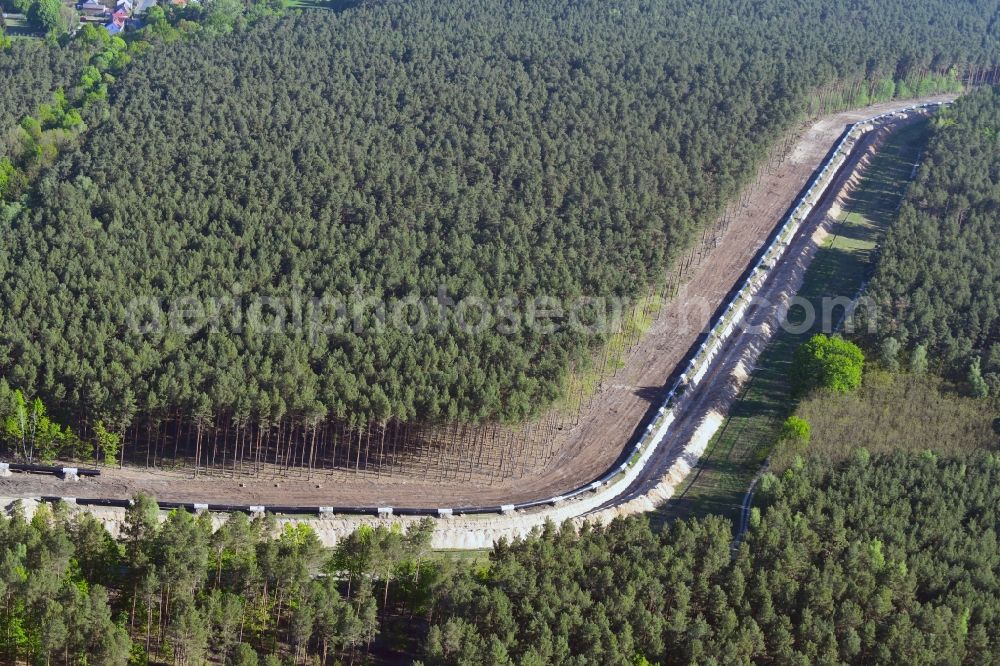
[[652, 118, 933, 530]]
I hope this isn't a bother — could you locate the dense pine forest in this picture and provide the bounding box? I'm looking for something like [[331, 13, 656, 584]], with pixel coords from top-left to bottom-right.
[[427, 452, 1000, 665], [0, 496, 430, 664], [3, 451, 999, 664], [867, 86, 1000, 394], [4, 5, 1000, 664], [0, 41, 81, 135], [1, 0, 999, 470]]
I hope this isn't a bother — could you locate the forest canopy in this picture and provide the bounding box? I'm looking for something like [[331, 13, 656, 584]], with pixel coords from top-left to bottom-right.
[[1, 0, 998, 437], [868, 86, 1000, 391], [0, 40, 81, 136], [428, 451, 1000, 664], [4, 452, 1000, 664]]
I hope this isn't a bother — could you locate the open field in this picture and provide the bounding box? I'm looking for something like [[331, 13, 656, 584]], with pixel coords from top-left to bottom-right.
[[784, 370, 998, 470], [0, 96, 958, 512], [652, 119, 934, 528], [1, 13, 41, 38]]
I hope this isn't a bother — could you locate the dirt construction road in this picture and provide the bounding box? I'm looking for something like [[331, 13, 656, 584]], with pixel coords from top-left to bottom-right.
[[588, 110, 927, 519], [0, 95, 956, 509]]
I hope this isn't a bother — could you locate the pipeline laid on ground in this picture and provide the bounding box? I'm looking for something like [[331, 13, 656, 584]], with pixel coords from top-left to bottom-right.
[[1, 462, 100, 477], [32, 102, 946, 520]]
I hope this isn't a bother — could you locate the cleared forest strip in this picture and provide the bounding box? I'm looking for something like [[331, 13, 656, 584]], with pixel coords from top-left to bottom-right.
[[0, 98, 955, 546], [633, 118, 937, 527], [582, 109, 939, 521], [655, 119, 935, 527], [0, 96, 956, 510]]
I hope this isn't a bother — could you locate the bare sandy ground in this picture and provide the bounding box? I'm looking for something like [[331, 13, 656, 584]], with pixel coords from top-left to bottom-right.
[[587, 115, 922, 523], [0, 95, 956, 511]]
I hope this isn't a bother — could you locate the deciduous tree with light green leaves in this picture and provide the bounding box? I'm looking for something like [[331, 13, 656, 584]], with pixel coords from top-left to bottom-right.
[[93, 420, 121, 465], [780, 415, 811, 448], [0, 158, 14, 200], [910, 343, 929, 374], [790, 334, 865, 396], [19, 0, 76, 38], [968, 356, 990, 399]]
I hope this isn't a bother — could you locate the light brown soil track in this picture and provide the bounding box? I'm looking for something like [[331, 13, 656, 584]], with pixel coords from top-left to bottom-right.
[[591, 111, 936, 517], [0, 96, 956, 508]]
